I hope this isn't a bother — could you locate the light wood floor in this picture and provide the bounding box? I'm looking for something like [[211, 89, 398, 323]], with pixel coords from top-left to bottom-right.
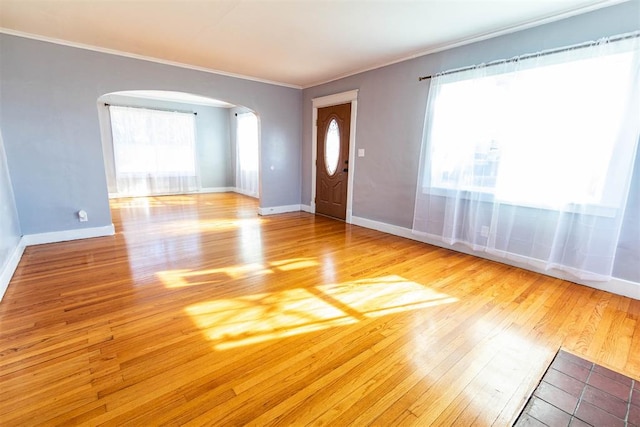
[[1, 193, 638, 426]]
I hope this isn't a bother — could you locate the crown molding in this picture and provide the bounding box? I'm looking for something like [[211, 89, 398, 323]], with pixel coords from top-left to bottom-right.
[[302, 0, 626, 88], [0, 28, 302, 90]]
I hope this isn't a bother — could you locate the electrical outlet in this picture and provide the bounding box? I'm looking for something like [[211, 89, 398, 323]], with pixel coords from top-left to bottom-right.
[[78, 210, 88, 222], [481, 225, 489, 238]]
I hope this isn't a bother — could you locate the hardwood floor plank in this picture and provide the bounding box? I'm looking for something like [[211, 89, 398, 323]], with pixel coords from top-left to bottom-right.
[[196, 329, 384, 425], [0, 193, 637, 426]]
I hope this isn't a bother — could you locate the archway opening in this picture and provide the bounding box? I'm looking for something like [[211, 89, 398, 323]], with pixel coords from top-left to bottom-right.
[[97, 90, 260, 200]]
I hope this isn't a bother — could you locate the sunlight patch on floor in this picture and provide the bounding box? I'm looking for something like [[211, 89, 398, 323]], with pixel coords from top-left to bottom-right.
[[184, 275, 458, 350], [317, 277, 458, 318], [110, 195, 197, 209], [185, 288, 356, 350], [157, 263, 273, 287], [168, 218, 265, 235], [269, 258, 320, 271], [157, 258, 320, 288]]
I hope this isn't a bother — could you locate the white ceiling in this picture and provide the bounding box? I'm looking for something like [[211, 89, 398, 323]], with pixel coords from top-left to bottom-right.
[[0, 0, 625, 88]]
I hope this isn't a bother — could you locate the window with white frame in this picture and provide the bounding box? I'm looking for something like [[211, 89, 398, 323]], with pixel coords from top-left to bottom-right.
[[423, 41, 638, 210], [413, 34, 640, 281]]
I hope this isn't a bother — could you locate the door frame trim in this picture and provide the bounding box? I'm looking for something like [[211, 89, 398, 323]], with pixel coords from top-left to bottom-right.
[[311, 89, 358, 223]]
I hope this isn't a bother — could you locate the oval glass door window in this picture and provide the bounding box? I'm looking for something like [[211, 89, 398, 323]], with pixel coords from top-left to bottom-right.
[[325, 119, 340, 175]]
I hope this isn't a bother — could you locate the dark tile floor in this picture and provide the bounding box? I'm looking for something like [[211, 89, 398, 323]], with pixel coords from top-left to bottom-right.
[[515, 350, 639, 426]]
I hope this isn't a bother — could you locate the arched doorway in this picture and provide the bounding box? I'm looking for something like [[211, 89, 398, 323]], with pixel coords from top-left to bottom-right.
[[97, 90, 260, 200]]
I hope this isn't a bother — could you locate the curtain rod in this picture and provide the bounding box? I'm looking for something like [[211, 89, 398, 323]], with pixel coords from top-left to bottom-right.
[[418, 30, 640, 82], [104, 103, 197, 116]]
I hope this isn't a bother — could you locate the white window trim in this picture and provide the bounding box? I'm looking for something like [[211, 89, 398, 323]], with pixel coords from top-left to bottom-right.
[[311, 89, 358, 223]]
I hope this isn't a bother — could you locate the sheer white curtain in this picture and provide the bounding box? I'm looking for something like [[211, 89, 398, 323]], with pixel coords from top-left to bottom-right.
[[236, 112, 259, 198], [109, 106, 199, 197], [413, 34, 640, 281]]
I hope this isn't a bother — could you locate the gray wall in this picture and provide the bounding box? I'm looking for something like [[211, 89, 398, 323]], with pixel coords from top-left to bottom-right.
[[98, 93, 233, 192], [0, 34, 302, 235], [302, 1, 640, 282], [199, 106, 233, 189], [0, 128, 21, 276]]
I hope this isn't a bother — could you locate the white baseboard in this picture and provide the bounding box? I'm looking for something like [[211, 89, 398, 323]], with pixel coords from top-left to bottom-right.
[[199, 187, 235, 194], [232, 188, 259, 198], [258, 205, 302, 216], [300, 204, 312, 213], [351, 215, 640, 300], [351, 216, 416, 240], [0, 237, 26, 301], [580, 277, 640, 300], [22, 224, 116, 246], [1, 224, 115, 301]]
